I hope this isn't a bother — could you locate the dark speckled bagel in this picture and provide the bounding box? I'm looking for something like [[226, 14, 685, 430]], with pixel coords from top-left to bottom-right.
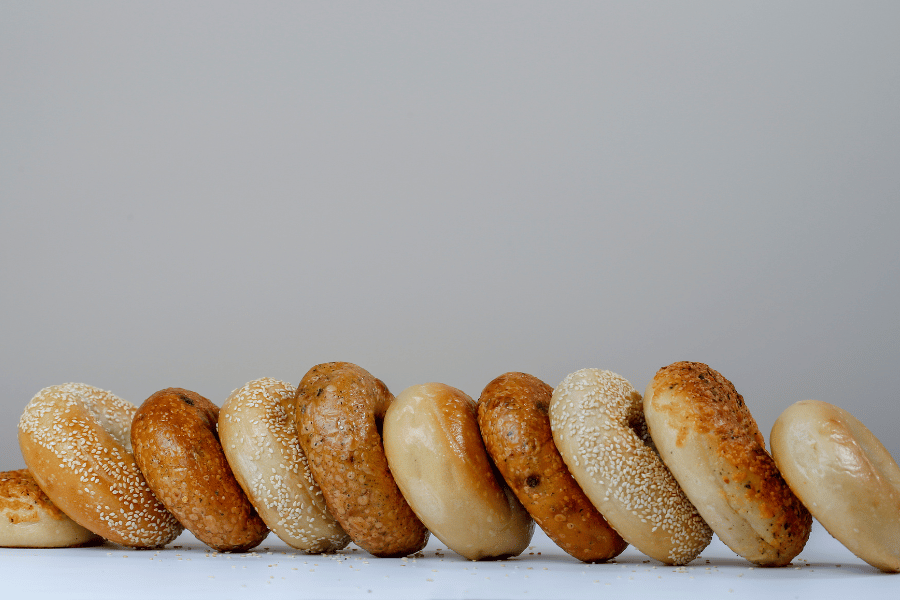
[[131, 388, 269, 552], [294, 362, 429, 558], [477, 372, 627, 562]]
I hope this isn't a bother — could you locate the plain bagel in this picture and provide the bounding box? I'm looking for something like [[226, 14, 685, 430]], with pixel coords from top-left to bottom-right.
[[384, 382, 535, 560], [771, 400, 900, 572]]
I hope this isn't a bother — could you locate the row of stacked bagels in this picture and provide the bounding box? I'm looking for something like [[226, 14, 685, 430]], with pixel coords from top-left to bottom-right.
[[5, 361, 899, 573]]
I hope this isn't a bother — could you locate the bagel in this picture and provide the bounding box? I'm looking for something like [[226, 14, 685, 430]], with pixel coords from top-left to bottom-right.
[[131, 388, 269, 552], [550, 368, 712, 565], [477, 372, 627, 562], [294, 362, 429, 558], [18, 383, 183, 547], [771, 400, 900, 572], [644, 361, 811, 567], [219, 377, 350, 553], [384, 382, 534, 560], [0, 469, 101, 548]]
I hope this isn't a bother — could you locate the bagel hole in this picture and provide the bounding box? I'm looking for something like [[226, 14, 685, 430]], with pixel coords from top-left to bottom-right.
[[627, 413, 656, 451]]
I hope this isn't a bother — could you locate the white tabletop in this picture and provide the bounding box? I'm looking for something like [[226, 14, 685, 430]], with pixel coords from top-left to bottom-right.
[[2, 521, 895, 600]]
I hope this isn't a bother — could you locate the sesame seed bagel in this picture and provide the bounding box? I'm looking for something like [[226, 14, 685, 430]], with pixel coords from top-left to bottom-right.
[[219, 377, 350, 553], [131, 388, 269, 552], [18, 383, 183, 547], [550, 369, 712, 565], [477, 372, 627, 562], [294, 362, 429, 558], [385, 382, 535, 561], [644, 362, 811, 567], [771, 400, 900, 572], [0, 469, 101, 548]]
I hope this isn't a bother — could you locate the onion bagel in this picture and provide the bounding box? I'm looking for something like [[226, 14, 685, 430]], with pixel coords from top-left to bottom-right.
[[220, 377, 349, 553], [18, 383, 183, 547], [294, 362, 429, 558], [477, 372, 627, 562], [550, 368, 712, 565], [0, 469, 101, 548], [771, 399, 900, 572], [131, 388, 269, 552], [385, 382, 535, 560], [644, 362, 811, 567]]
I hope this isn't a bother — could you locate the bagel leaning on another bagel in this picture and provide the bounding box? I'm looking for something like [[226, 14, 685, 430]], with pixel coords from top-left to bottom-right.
[[384, 381, 534, 561], [477, 372, 627, 563], [0, 469, 101, 548], [771, 399, 900, 572], [644, 362, 811, 567], [294, 362, 429, 558], [550, 368, 712, 565], [18, 383, 183, 548]]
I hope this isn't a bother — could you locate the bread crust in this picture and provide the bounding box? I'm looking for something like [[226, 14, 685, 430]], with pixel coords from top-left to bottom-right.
[[477, 372, 626, 562], [644, 362, 811, 567], [550, 369, 711, 565], [771, 400, 900, 572], [132, 388, 269, 552], [385, 381, 534, 560], [220, 377, 349, 553], [18, 383, 183, 547], [0, 469, 101, 548], [294, 362, 429, 558]]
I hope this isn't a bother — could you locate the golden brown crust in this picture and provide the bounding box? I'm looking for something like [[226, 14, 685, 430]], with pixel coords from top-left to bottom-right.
[[294, 362, 429, 558], [131, 388, 269, 552], [0, 469, 64, 523], [384, 382, 534, 560], [645, 362, 811, 566], [18, 383, 183, 548], [477, 372, 627, 562], [0, 469, 102, 548]]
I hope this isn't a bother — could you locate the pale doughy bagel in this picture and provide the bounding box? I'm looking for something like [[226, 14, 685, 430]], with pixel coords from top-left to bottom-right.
[[0, 469, 101, 548], [294, 362, 429, 558], [132, 388, 269, 552], [550, 368, 712, 565], [771, 400, 900, 572], [477, 372, 627, 562], [644, 362, 811, 567], [385, 382, 535, 560], [220, 377, 350, 553], [18, 383, 183, 547]]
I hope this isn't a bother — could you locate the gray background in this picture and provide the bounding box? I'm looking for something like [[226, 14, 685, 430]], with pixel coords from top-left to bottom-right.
[[2, 2, 898, 467]]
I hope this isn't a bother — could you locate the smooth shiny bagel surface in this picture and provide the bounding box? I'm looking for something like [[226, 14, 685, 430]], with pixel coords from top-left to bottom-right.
[[18, 383, 183, 547], [132, 388, 269, 552], [294, 362, 429, 558], [220, 377, 349, 553], [0, 469, 101, 548], [550, 368, 712, 565], [771, 400, 900, 572], [385, 382, 534, 561], [477, 372, 626, 562], [644, 362, 811, 567]]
